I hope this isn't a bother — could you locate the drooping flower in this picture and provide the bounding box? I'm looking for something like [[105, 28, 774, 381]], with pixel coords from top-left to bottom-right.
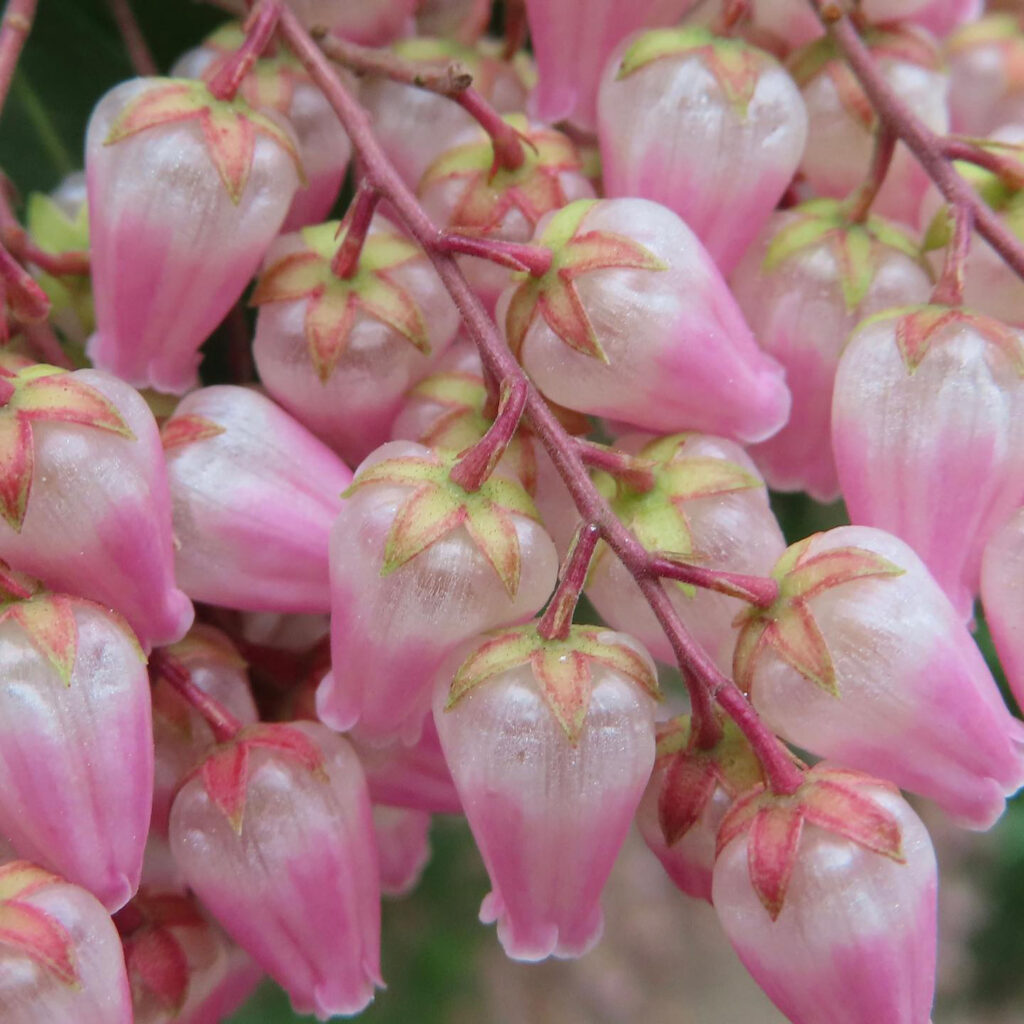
[[86, 77, 301, 393], [434, 623, 659, 960], [736, 526, 1024, 829], [169, 721, 382, 1019], [713, 765, 938, 1024], [497, 198, 790, 442], [598, 27, 807, 274]]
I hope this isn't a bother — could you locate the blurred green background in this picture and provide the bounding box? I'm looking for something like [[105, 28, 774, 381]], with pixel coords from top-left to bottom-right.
[[2, 2, 1023, 1021]]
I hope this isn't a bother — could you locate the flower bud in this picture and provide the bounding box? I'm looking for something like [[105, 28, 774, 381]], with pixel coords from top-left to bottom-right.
[[0, 861, 133, 1024], [169, 721, 382, 1018], [86, 77, 300, 393], [0, 579, 152, 910], [731, 201, 933, 500], [637, 714, 765, 902], [0, 365, 191, 649], [172, 23, 351, 231], [373, 807, 431, 897], [586, 432, 785, 672], [522, 0, 700, 130], [434, 623, 658, 960], [252, 216, 459, 464], [497, 198, 790, 443], [947, 15, 1024, 134], [713, 766, 938, 1024], [737, 526, 1024, 828], [319, 440, 559, 744], [163, 385, 352, 614], [832, 306, 1024, 617], [598, 28, 807, 274]]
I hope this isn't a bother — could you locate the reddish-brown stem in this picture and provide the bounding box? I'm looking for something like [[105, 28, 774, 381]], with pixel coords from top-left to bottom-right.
[[2, 226, 89, 276], [105, 0, 158, 77], [150, 650, 241, 743], [438, 233, 553, 275], [22, 321, 73, 368], [845, 125, 896, 223], [0, 0, 36, 118], [0, 242, 47, 323], [320, 34, 473, 95], [932, 202, 972, 307], [205, 0, 282, 101], [940, 137, 1024, 189], [537, 523, 601, 641], [278, 7, 804, 795], [449, 375, 527, 491], [652, 555, 780, 609], [456, 89, 527, 172], [573, 438, 656, 492], [502, 0, 528, 60], [331, 181, 380, 279], [808, 0, 1024, 284]]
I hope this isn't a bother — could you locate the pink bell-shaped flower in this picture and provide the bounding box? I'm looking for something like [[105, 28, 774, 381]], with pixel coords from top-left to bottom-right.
[[179, 942, 263, 1024], [736, 526, 1024, 829], [522, 0, 700, 130], [419, 117, 595, 310], [361, 38, 532, 190], [637, 713, 765, 902], [0, 569, 153, 910], [791, 26, 948, 228], [434, 622, 659, 960], [391, 337, 584, 557], [909, 0, 982, 37], [163, 385, 353, 614], [981, 508, 1024, 710], [713, 765, 938, 1024], [691, 0, 823, 55], [946, 15, 1024, 134], [319, 440, 559, 744], [150, 626, 258, 836], [832, 305, 1024, 618], [731, 200, 933, 501], [288, 0, 416, 45], [416, 0, 490, 40], [115, 889, 230, 1024], [86, 76, 301, 393], [172, 23, 351, 231], [252, 216, 460, 464], [352, 717, 462, 814], [598, 27, 807, 275], [585, 432, 785, 673], [0, 364, 191, 649], [498, 198, 790, 442], [169, 721, 382, 1019], [0, 861, 133, 1024], [373, 807, 432, 896]]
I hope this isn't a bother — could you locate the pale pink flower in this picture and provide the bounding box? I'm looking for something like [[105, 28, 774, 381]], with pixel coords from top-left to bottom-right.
[[373, 807, 432, 896], [163, 385, 353, 614], [598, 27, 807, 274], [981, 508, 1024, 711]]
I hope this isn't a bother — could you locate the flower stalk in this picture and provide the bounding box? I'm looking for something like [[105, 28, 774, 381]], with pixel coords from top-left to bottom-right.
[[537, 522, 601, 641], [150, 649, 241, 744]]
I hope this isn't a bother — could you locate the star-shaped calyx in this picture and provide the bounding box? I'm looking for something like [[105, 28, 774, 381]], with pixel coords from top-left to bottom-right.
[[733, 534, 905, 697], [188, 723, 326, 834], [761, 198, 923, 311], [419, 114, 583, 234], [788, 26, 940, 130], [251, 221, 430, 381], [504, 199, 667, 362], [446, 623, 659, 744], [0, 363, 135, 532], [0, 861, 79, 985], [617, 26, 765, 115], [654, 712, 766, 848], [867, 304, 1024, 375], [199, 22, 312, 113], [344, 449, 539, 598], [104, 77, 303, 205], [115, 892, 207, 1017], [716, 764, 906, 919], [592, 434, 761, 596]]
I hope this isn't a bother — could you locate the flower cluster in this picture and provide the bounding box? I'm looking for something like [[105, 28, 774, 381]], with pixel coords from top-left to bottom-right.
[[0, 1, 1022, 1022]]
